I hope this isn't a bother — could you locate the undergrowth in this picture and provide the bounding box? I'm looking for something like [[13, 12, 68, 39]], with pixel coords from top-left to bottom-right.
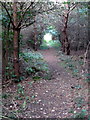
[[59, 52, 85, 79], [20, 51, 50, 81], [58, 51, 88, 119]]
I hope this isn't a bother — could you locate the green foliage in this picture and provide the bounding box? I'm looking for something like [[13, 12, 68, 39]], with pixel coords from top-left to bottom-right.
[[74, 97, 85, 107], [78, 60, 84, 65], [88, 115, 90, 120], [63, 1, 70, 5], [17, 84, 24, 96], [2, 31, 14, 52], [40, 42, 49, 50], [14, 76, 25, 83], [74, 85, 82, 89], [26, 67, 34, 74], [20, 51, 50, 80], [19, 34, 24, 46], [20, 52, 43, 61], [69, 108, 74, 113], [70, 96, 87, 118], [2, 28, 24, 82], [59, 53, 85, 78], [32, 75, 41, 81], [40, 40, 61, 50], [70, 108, 87, 119], [2, 93, 10, 99], [27, 38, 41, 50], [85, 73, 90, 82], [27, 39, 34, 46], [8, 112, 17, 119], [73, 109, 87, 118], [4, 62, 14, 80], [22, 100, 26, 109], [47, 27, 58, 36], [15, 84, 25, 100], [2, 10, 10, 27], [85, 78, 90, 82], [43, 73, 52, 80]]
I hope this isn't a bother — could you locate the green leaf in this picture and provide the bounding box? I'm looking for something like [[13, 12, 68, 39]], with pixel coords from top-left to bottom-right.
[[5, 67, 9, 70], [63, 1, 70, 4], [32, 95, 35, 98], [23, 100, 26, 109], [73, 69, 79, 73]]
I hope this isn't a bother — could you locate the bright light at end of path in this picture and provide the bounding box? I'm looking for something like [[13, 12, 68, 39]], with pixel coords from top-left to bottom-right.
[[44, 33, 52, 43]]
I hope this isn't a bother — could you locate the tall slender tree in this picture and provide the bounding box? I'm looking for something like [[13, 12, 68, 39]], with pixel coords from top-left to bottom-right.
[[13, 0, 20, 78], [53, 1, 77, 55], [62, 2, 77, 55]]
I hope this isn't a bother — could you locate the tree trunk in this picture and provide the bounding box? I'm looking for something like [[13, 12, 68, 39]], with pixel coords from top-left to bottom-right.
[[13, 28, 20, 78], [2, 28, 6, 81], [13, 1, 20, 79], [33, 17, 37, 51], [62, 29, 70, 55], [62, 15, 70, 55], [2, 23, 10, 81], [5, 22, 11, 80]]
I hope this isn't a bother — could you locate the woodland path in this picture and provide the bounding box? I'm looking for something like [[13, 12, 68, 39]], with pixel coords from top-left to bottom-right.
[[24, 48, 82, 118]]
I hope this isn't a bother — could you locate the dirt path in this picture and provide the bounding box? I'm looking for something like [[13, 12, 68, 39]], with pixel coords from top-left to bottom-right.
[[39, 48, 74, 80], [3, 48, 88, 119], [24, 48, 82, 118]]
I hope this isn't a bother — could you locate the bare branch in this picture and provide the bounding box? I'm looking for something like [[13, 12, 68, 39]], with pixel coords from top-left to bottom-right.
[[20, 20, 35, 29], [68, 4, 77, 14], [17, 2, 34, 28]]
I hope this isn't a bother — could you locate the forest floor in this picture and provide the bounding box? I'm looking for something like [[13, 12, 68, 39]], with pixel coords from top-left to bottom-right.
[[2, 48, 88, 119]]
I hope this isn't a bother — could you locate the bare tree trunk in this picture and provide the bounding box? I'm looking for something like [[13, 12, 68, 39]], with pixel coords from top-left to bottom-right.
[[61, 3, 77, 55], [5, 22, 10, 79], [33, 16, 37, 51], [62, 15, 70, 55], [2, 22, 10, 81], [13, 1, 20, 79], [13, 29, 20, 78], [2, 28, 6, 81]]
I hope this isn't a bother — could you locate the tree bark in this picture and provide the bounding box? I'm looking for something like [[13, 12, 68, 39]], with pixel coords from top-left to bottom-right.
[[13, 1, 20, 79], [13, 28, 20, 78], [2, 28, 6, 81], [5, 22, 10, 79], [62, 14, 70, 55], [61, 3, 77, 55], [33, 16, 37, 51]]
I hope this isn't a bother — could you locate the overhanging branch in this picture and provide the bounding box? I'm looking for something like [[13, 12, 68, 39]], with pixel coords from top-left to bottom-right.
[[0, 2, 15, 28], [17, 2, 34, 28], [20, 20, 35, 29]]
